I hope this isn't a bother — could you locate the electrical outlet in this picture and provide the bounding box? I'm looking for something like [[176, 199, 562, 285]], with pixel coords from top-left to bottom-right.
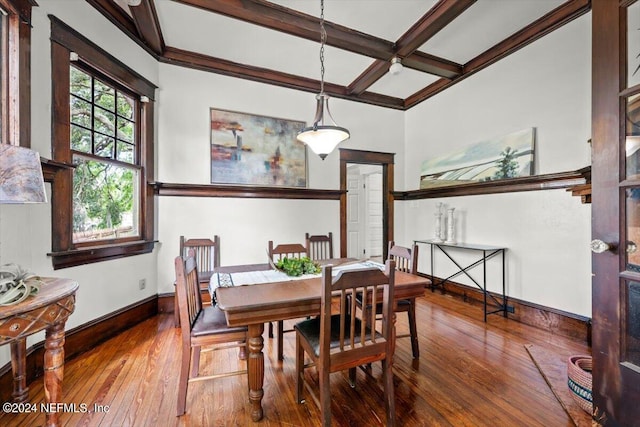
[[139, 279, 146, 290]]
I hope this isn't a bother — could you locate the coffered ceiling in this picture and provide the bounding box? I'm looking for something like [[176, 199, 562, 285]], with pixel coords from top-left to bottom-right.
[[90, 0, 591, 110]]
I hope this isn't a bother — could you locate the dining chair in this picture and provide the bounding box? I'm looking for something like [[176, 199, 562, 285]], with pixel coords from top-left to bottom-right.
[[305, 232, 334, 260], [268, 240, 308, 360], [174, 252, 247, 417], [354, 241, 420, 359], [175, 235, 220, 327], [294, 261, 396, 427]]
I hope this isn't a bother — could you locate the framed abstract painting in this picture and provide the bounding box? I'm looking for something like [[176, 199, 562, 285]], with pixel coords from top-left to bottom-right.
[[210, 108, 307, 187]]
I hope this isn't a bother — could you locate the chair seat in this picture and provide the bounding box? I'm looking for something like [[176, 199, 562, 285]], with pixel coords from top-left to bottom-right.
[[295, 315, 381, 357], [191, 305, 247, 337]]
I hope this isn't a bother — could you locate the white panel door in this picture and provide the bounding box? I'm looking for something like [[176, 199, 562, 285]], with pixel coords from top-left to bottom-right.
[[347, 170, 364, 258], [366, 172, 383, 257]]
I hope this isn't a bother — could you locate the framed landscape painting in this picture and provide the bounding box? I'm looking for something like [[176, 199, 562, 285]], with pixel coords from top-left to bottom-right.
[[419, 128, 535, 189], [210, 108, 307, 187]]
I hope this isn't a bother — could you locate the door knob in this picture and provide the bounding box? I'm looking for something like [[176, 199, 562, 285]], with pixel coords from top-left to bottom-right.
[[590, 239, 611, 254], [627, 241, 638, 254]]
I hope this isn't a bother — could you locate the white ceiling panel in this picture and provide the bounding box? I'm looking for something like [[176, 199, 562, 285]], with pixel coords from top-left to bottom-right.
[[420, 0, 567, 64], [367, 67, 440, 99], [269, 0, 437, 42], [155, 0, 373, 86]]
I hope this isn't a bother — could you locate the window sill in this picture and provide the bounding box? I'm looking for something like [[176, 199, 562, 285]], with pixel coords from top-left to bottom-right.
[[48, 240, 157, 270]]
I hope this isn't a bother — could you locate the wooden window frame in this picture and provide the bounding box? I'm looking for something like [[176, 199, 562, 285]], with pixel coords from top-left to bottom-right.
[[0, 0, 31, 147], [49, 16, 156, 269]]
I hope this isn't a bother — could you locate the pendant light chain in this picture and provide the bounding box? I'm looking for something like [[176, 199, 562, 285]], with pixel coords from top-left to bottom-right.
[[296, 0, 349, 159], [319, 0, 326, 94]]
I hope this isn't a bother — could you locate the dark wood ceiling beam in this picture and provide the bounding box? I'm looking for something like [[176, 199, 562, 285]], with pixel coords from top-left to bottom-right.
[[347, 60, 389, 95], [160, 46, 404, 110], [129, 0, 165, 55], [405, 0, 591, 108], [346, 0, 471, 95], [86, 0, 137, 35], [402, 51, 461, 78], [173, 0, 395, 60], [395, 0, 476, 56], [86, 0, 159, 59], [404, 78, 449, 108]]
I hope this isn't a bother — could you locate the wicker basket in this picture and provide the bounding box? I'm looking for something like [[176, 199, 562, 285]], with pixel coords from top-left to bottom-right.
[[567, 355, 593, 414]]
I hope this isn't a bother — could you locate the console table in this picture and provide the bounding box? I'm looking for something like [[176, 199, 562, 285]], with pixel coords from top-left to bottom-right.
[[0, 277, 78, 427], [414, 240, 507, 322]]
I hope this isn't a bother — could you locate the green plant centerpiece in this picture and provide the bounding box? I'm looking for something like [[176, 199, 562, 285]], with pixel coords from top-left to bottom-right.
[[275, 257, 321, 277]]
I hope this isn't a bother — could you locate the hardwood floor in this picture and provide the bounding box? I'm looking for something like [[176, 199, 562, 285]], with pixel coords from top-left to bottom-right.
[[0, 291, 589, 426]]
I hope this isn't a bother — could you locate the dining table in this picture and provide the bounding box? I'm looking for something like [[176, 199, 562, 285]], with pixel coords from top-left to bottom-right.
[[213, 258, 430, 422]]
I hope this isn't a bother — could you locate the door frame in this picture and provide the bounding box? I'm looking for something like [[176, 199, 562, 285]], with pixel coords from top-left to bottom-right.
[[339, 149, 394, 260], [592, 0, 640, 424]]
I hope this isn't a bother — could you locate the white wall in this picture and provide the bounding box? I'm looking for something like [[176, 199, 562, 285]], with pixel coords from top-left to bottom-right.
[[402, 15, 592, 317], [0, 1, 159, 364], [155, 64, 404, 293]]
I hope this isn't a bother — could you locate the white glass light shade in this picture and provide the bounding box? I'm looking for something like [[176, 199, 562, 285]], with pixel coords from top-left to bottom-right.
[[390, 57, 403, 75], [298, 93, 350, 160], [298, 127, 350, 160], [0, 145, 47, 204]]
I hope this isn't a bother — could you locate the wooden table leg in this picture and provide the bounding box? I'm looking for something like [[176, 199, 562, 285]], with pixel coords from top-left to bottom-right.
[[44, 322, 66, 427], [10, 338, 28, 402], [247, 323, 265, 422]]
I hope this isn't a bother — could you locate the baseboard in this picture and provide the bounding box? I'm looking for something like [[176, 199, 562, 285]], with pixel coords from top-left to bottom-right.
[[157, 290, 210, 315], [426, 275, 591, 345], [157, 292, 175, 314], [0, 295, 157, 403]]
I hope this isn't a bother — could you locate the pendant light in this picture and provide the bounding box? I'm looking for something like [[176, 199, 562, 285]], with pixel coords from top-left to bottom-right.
[[297, 0, 350, 160]]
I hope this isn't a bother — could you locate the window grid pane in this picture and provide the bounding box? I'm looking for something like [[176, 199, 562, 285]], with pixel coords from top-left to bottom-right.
[[69, 65, 140, 243], [70, 64, 137, 164], [72, 155, 139, 243]]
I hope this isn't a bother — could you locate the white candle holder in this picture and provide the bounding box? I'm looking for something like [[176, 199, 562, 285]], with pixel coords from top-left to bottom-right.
[[445, 207, 456, 244], [432, 202, 444, 243], [433, 211, 444, 243]]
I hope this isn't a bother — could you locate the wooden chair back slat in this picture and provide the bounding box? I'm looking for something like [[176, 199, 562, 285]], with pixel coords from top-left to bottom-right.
[[268, 241, 308, 262], [388, 241, 418, 274], [180, 235, 220, 274], [305, 232, 334, 260]]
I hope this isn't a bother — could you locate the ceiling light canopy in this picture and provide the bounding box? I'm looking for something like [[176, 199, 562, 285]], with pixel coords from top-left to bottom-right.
[[389, 56, 403, 75], [297, 0, 349, 160]]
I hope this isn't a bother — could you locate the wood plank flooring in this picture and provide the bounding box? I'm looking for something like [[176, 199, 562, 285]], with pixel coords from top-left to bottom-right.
[[0, 290, 589, 426]]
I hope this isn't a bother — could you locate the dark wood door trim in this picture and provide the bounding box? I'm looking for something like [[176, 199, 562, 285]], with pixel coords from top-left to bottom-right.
[[591, 0, 640, 424], [339, 149, 395, 260]]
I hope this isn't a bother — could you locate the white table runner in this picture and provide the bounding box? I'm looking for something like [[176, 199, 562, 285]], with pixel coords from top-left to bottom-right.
[[210, 260, 384, 302]]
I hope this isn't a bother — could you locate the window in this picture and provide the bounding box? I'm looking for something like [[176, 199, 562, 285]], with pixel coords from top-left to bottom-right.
[[50, 17, 156, 269], [70, 66, 140, 244], [0, 0, 32, 147]]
